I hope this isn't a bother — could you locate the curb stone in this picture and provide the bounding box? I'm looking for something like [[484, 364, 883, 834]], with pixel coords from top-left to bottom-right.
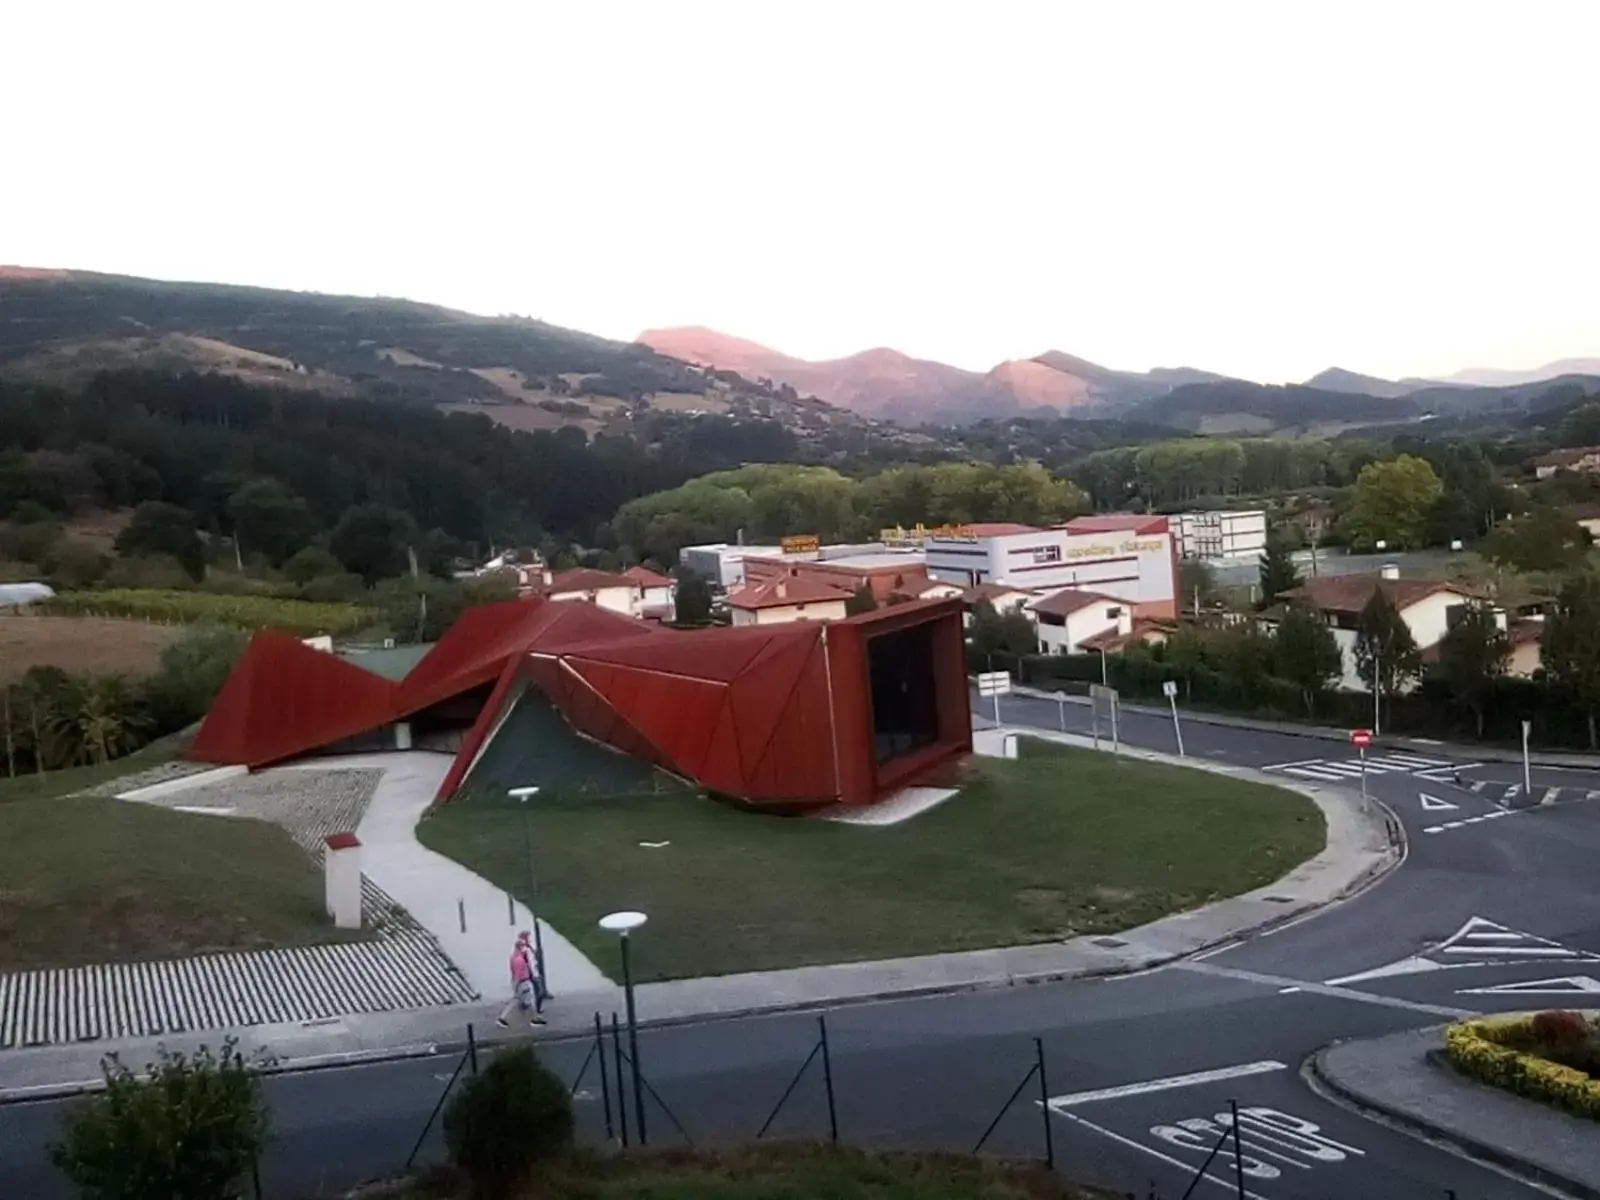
[[1307, 1040, 1600, 1200]]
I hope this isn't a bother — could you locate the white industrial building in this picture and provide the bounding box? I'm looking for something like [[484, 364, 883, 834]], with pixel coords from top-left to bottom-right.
[[923, 515, 1179, 619], [1174, 510, 1268, 561]]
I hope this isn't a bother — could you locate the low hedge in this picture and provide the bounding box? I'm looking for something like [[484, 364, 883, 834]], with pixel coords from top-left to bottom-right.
[[1444, 1014, 1600, 1120]]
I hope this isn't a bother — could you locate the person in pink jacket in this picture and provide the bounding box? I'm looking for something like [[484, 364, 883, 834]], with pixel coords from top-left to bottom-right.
[[495, 930, 546, 1026]]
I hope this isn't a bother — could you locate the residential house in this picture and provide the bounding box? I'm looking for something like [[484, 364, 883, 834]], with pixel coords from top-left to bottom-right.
[[889, 579, 965, 604], [958, 581, 1038, 621], [1026, 589, 1133, 655], [623, 565, 676, 617], [541, 568, 643, 616], [1507, 617, 1545, 678], [1268, 570, 1479, 691], [1561, 502, 1600, 540], [1080, 617, 1178, 656], [1533, 447, 1600, 479], [725, 576, 853, 626]]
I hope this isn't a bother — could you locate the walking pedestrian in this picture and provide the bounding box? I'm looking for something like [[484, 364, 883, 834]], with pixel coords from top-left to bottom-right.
[[496, 930, 546, 1026]]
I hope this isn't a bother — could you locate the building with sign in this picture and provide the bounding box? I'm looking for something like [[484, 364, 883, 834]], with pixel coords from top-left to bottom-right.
[[923, 515, 1178, 619]]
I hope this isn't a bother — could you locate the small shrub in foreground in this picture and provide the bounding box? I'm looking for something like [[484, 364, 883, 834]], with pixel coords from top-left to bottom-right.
[[50, 1039, 269, 1200], [443, 1046, 574, 1199]]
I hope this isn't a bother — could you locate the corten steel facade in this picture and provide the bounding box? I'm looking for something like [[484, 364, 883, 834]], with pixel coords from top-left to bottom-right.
[[190, 597, 971, 809]]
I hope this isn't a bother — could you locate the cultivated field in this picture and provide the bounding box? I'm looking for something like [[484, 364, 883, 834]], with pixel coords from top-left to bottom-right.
[[0, 613, 181, 683]]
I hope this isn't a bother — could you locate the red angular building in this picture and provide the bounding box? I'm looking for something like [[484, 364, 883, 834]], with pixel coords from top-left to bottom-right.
[[190, 596, 972, 809]]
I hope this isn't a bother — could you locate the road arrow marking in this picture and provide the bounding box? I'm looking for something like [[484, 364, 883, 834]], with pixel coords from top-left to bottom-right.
[[1418, 793, 1456, 812], [1458, 976, 1600, 996], [1326, 916, 1600, 985]]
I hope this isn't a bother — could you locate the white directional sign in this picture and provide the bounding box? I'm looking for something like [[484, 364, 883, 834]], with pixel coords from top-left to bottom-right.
[[1162, 680, 1178, 698], [1417, 793, 1457, 812], [976, 671, 1011, 697]]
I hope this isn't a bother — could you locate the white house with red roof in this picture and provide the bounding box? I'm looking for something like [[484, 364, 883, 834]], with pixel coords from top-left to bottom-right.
[[923, 513, 1178, 618], [725, 575, 854, 626], [623, 565, 676, 615], [1026, 588, 1135, 655], [539, 568, 643, 616]]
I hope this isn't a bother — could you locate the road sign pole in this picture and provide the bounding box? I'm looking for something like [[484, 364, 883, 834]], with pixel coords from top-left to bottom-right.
[[993, 692, 1001, 727], [1359, 746, 1368, 807], [1056, 692, 1066, 732], [1522, 719, 1532, 796], [1111, 695, 1120, 754], [1168, 694, 1186, 757]]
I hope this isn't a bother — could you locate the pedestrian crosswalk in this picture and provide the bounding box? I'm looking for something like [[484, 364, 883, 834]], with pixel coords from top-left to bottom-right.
[[1463, 781, 1600, 808], [1264, 753, 1451, 782]]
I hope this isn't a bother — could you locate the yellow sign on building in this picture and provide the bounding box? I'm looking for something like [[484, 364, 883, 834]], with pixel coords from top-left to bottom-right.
[[780, 534, 819, 555]]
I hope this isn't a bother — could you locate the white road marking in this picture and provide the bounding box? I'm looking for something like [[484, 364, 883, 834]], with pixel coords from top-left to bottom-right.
[[1417, 792, 1456, 812], [1326, 917, 1600, 986], [1045, 1107, 1271, 1199], [1175, 961, 1471, 1017], [1540, 788, 1560, 806], [1459, 975, 1600, 996], [1045, 1060, 1285, 1108], [1283, 766, 1346, 781]]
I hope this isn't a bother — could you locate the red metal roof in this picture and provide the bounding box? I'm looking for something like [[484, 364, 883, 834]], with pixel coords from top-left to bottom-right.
[[623, 565, 674, 587], [191, 595, 972, 809], [1026, 588, 1125, 618], [1062, 513, 1169, 535], [545, 568, 640, 592], [725, 576, 854, 610]]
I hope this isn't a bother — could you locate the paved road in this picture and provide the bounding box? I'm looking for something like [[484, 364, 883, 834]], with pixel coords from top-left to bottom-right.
[[5, 703, 1599, 1199]]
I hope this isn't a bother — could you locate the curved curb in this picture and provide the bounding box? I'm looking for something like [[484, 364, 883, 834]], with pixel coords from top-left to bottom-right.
[[1307, 1042, 1600, 1200]]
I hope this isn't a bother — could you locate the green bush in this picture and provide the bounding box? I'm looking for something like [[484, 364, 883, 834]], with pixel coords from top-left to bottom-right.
[[443, 1046, 574, 1199], [50, 1040, 269, 1200], [1446, 1014, 1600, 1121]]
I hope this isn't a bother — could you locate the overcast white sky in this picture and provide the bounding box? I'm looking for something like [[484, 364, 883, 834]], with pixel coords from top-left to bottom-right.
[[4, 2, 1596, 382]]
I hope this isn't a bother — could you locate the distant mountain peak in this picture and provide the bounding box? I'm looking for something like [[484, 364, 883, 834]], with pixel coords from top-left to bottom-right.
[[1303, 367, 1416, 399]]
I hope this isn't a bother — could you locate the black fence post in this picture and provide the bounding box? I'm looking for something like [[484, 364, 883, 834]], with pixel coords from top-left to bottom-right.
[[818, 1014, 838, 1145], [251, 1155, 263, 1200], [594, 1012, 614, 1143], [1229, 1099, 1246, 1199], [1034, 1036, 1054, 1170], [611, 1012, 630, 1148], [467, 1023, 479, 1075]]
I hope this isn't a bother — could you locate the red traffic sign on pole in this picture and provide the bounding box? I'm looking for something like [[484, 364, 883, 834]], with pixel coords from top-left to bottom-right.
[[1349, 728, 1373, 749]]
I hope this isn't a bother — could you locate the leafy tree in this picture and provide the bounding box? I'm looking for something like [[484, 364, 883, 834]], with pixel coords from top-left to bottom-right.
[[1543, 573, 1600, 749], [1426, 490, 1481, 547], [330, 504, 418, 584], [1273, 604, 1343, 715], [1481, 508, 1592, 574], [1257, 532, 1303, 608], [443, 1046, 573, 1200], [844, 585, 878, 616], [1344, 455, 1444, 550], [1353, 586, 1421, 722], [51, 1040, 269, 1200], [142, 624, 250, 731], [1434, 602, 1510, 738], [113, 502, 205, 581], [968, 601, 1038, 662], [226, 478, 317, 568], [43, 537, 108, 589], [282, 544, 344, 586], [672, 574, 713, 625], [48, 675, 150, 765], [1210, 622, 1276, 704]]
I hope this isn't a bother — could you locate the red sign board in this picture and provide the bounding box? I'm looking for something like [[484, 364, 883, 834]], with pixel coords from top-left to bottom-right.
[[1349, 728, 1373, 749]]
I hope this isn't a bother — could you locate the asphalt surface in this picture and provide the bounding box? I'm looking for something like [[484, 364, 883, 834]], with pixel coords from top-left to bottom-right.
[[5, 699, 1600, 1199]]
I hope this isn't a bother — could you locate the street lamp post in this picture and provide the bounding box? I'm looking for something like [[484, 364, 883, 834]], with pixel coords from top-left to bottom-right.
[[600, 910, 649, 1145], [507, 786, 546, 992]]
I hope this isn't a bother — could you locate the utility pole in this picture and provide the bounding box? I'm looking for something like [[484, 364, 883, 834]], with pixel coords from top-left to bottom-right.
[[1372, 642, 1382, 738]]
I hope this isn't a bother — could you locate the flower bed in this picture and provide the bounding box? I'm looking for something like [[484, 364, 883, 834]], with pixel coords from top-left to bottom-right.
[[1444, 1011, 1600, 1120]]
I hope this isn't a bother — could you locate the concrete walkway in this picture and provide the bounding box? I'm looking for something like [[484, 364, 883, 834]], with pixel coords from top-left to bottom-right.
[[0, 730, 1397, 1101], [1312, 1025, 1600, 1199], [339, 752, 612, 998]]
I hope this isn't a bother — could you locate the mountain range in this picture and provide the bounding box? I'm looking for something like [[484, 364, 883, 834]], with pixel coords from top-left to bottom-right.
[[640, 326, 1600, 427]]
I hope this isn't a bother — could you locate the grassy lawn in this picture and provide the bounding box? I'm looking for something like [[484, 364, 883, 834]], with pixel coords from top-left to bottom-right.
[[384, 1145, 1105, 1199], [419, 740, 1324, 982], [0, 790, 354, 971], [0, 731, 189, 806]]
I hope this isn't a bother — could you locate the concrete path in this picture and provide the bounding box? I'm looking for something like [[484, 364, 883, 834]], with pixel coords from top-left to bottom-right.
[[1313, 1025, 1600, 1199], [0, 729, 1396, 1100], [341, 752, 612, 998]]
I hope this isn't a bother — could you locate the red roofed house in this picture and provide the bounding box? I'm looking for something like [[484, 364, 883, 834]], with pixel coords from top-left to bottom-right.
[[623, 565, 676, 615], [741, 552, 935, 603], [191, 595, 973, 811], [541, 568, 643, 616], [1025, 588, 1134, 655], [726, 575, 854, 626]]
